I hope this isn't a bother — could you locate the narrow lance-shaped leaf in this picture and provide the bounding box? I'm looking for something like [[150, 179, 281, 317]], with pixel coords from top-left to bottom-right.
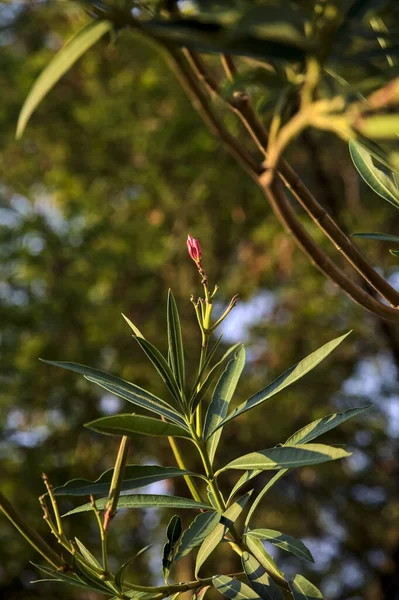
[[245, 535, 285, 586], [122, 313, 145, 338], [175, 511, 222, 561], [163, 515, 182, 582], [241, 552, 284, 600], [221, 444, 351, 472], [40, 359, 187, 428], [17, 21, 112, 138], [195, 491, 252, 577], [167, 290, 185, 394], [216, 333, 351, 430], [74, 538, 102, 570], [85, 414, 192, 439], [54, 465, 200, 497], [31, 564, 113, 595], [349, 141, 399, 209], [212, 575, 259, 600], [115, 545, 152, 590], [189, 335, 223, 401], [285, 406, 370, 445], [245, 471, 287, 527], [63, 494, 213, 517], [246, 529, 314, 563], [288, 575, 323, 600], [204, 346, 245, 465], [352, 232, 399, 243], [227, 470, 261, 505]]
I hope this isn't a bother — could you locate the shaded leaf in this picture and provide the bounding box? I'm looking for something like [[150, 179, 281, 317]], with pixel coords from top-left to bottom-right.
[[352, 232, 399, 242], [288, 575, 323, 600], [175, 511, 222, 561], [115, 545, 152, 590], [241, 552, 284, 600], [17, 21, 112, 138], [221, 444, 351, 471], [85, 414, 191, 439], [195, 491, 252, 576], [167, 290, 185, 394], [247, 529, 314, 562], [285, 407, 370, 445], [54, 465, 198, 497], [212, 575, 259, 600], [349, 140, 399, 208], [63, 494, 213, 516], [217, 333, 350, 430], [74, 538, 102, 570], [245, 535, 285, 584], [163, 515, 182, 581], [204, 346, 245, 464], [32, 564, 112, 595]]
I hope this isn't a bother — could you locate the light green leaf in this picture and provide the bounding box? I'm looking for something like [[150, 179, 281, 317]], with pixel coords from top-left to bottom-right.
[[54, 465, 198, 497], [175, 511, 222, 561], [85, 414, 191, 439], [245, 535, 285, 585], [217, 333, 350, 430], [40, 359, 187, 427], [195, 491, 252, 576], [17, 21, 112, 138], [285, 406, 370, 445], [63, 494, 213, 516], [391, 249, 399, 257], [288, 575, 323, 600], [227, 470, 261, 505], [122, 313, 145, 338], [246, 529, 313, 562], [221, 444, 351, 471], [349, 140, 399, 208], [352, 232, 399, 242], [245, 471, 287, 527], [241, 552, 284, 600], [212, 575, 259, 600], [74, 538, 102, 570], [358, 115, 399, 140], [167, 290, 185, 393], [204, 346, 246, 464]]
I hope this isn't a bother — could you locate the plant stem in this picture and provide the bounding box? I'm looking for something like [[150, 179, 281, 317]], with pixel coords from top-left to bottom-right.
[[165, 430, 204, 503], [104, 436, 130, 531]]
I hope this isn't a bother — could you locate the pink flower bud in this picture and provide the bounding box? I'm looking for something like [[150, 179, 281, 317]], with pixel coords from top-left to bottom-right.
[[187, 234, 202, 262]]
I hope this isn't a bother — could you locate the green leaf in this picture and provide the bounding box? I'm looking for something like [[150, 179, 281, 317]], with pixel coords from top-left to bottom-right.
[[241, 552, 284, 600], [207, 485, 220, 510], [245, 471, 287, 527], [246, 529, 314, 562], [189, 335, 223, 401], [244, 535, 285, 584], [349, 140, 399, 209], [32, 564, 113, 595], [17, 21, 112, 139], [221, 444, 351, 471], [40, 359, 187, 427], [63, 494, 213, 516], [212, 575, 259, 600], [204, 346, 245, 464], [122, 313, 145, 338], [163, 515, 183, 581], [195, 491, 252, 576], [352, 232, 399, 242], [85, 414, 192, 439], [288, 575, 323, 600], [175, 511, 222, 561], [54, 465, 198, 496], [227, 471, 261, 505], [285, 406, 370, 445], [357, 114, 399, 140], [74, 538, 102, 570], [167, 290, 185, 394], [115, 545, 152, 590], [390, 249, 399, 257], [193, 586, 211, 600], [134, 336, 182, 406], [217, 333, 350, 430]]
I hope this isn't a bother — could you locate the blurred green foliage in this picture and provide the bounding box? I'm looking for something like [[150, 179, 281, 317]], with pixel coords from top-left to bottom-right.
[[2, 2, 399, 600]]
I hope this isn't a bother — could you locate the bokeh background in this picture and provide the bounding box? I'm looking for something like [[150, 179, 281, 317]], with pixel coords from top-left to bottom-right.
[[2, 3, 399, 600]]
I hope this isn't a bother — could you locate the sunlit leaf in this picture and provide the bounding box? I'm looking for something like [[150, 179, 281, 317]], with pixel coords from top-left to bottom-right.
[[212, 575, 259, 600], [85, 414, 192, 439], [217, 333, 350, 430], [32, 564, 112, 595], [63, 494, 213, 516], [122, 313, 145, 339], [246, 529, 314, 562], [288, 575, 323, 600], [17, 21, 112, 138], [285, 407, 370, 445], [167, 290, 185, 394], [74, 538, 102, 570], [241, 552, 284, 600], [245, 535, 285, 584], [221, 444, 351, 471], [175, 511, 222, 561]]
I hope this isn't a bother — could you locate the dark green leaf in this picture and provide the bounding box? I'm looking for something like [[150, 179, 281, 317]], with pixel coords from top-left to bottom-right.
[[352, 232, 399, 242], [285, 406, 370, 445], [32, 564, 112, 595], [175, 511, 222, 561], [390, 249, 399, 257], [17, 21, 112, 138], [63, 494, 213, 516], [54, 465, 198, 496], [217, 333, 350, 430], [189, 334, 223, 401], [212, 575, 259, 600], [288, 575, 323, 600], [221, 444, 351, 471], [41, 359, 187, 427], [167, 290, 185, 394], [241, 552, 284, 600], [163, 515, 182, 581], [115, 545, 152, 590], [85, 414, 192, 439], [247, 529, 314, 562], [349, 141, 399, 208], [195, 491, 252, 576], [204, 346, 245, 464]]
